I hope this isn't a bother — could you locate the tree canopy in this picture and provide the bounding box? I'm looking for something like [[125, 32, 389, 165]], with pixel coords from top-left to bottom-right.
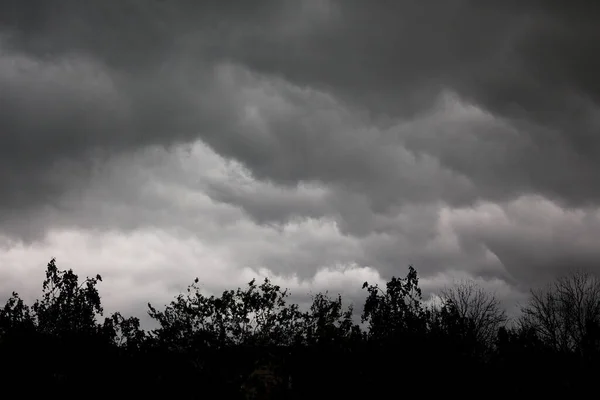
[[1, 258, 599, 398]]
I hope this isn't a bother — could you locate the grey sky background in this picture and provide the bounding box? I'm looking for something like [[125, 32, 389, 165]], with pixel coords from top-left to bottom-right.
[[1, 0, 599, 326]]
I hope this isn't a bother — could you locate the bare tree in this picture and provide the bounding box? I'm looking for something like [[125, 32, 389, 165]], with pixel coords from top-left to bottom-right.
[[520, 269, 600, 354], [441, 280, 507, 347]]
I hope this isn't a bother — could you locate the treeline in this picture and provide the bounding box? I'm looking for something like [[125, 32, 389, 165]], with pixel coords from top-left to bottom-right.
[[1, 259, 600, 398]]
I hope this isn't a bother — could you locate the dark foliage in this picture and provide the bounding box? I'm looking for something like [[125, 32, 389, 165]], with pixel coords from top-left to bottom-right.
[[1, 258, 599, 398]]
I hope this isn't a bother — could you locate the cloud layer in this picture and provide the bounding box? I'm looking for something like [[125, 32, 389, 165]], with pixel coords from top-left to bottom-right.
[[1, 0, 599, 323]]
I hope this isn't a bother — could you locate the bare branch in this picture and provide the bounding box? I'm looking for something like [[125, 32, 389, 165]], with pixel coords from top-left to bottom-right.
[[520, 269, 600, 353], [441, 280, 507, 347]]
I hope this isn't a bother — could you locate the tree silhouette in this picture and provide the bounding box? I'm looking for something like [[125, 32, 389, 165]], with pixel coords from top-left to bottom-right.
[[361, 265, 428, 342], [0, 292, 35, 335], [148, 277, 304, 349], [303, 291, 359, 346], [1, 257, 599, 396], [439, 280, 507, 353], [520, 269, 600, 355], [32, 258, 104, 336]]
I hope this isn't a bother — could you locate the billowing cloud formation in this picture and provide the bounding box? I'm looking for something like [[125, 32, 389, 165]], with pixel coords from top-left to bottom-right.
[[1, 1, 599, 322]]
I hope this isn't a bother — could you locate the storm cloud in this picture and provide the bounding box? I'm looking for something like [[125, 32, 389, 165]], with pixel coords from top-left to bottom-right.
[[1, 0, 599, 322]]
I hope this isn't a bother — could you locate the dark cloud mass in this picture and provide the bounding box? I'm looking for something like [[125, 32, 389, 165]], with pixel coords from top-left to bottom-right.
[[226, 0, 600, 206], [1, 0, 600, 316], [2, 0, 598, 208]]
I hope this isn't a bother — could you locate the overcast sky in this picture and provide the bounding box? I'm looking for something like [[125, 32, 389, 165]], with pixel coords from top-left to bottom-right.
[[1, 0, 599, 326]]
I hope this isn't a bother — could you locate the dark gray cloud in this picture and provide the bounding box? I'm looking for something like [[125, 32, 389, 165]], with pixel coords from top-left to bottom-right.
[[0, 0, 272, 220], [210, 0, 600, 206], [449, 196, 600, 287], [3, 0, 599, 215]]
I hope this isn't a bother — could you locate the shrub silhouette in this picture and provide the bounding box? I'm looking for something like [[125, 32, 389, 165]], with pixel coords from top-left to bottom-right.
[[1, 258, 599, 397]]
